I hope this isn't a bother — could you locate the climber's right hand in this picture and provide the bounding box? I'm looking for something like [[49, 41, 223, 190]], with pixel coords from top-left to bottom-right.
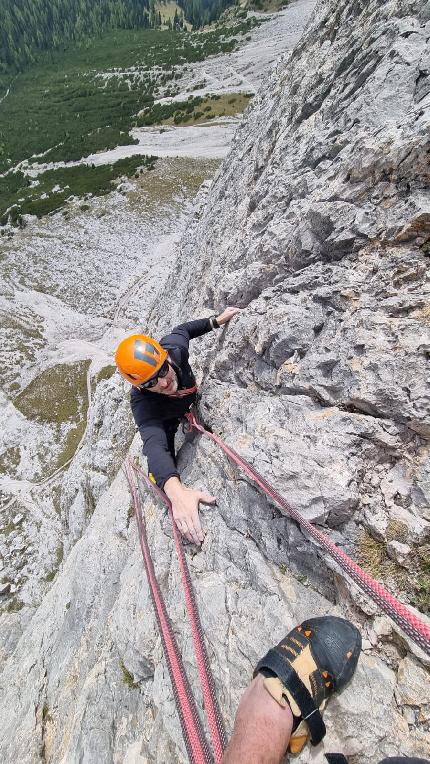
[[164, 476, 216, 546]]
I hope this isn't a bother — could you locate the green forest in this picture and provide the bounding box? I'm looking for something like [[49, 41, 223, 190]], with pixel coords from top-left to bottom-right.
[[0, 12, 259, 225], [177, 0, 235, 29], [0, 0, 237, 71], [0, 0, 258, 227]]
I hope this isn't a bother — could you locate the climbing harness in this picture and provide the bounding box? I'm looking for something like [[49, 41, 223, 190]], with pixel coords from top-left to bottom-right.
[[184, 412, 430, 657], [125, 460, 226, 764]]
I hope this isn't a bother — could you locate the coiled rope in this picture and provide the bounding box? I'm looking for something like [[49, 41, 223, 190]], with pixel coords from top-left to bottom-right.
[[185, 412, 430, 657]]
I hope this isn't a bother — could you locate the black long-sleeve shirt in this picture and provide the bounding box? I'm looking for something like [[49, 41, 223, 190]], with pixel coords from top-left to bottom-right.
[[130, 318, 214, 487]]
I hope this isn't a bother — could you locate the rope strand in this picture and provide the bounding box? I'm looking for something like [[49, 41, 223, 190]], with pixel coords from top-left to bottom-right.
[[134, 465, 228, 762], [185, 412, 430, 657], [125, 461, 213, 764]]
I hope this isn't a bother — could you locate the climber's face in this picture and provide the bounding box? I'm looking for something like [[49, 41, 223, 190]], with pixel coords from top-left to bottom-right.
[[147, 360, 178, 395]]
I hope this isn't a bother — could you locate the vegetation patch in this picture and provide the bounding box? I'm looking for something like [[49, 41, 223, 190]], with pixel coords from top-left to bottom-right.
[[120, 660, 139, 689], [138, 92, 252, 126], [124, 156, 220, 212], [42, 704, 53, 723], [83, 474, 97, 519], [91, 364, 117, 399], [138, 95, 203, 125], [49, 432, 78, 475], [357, 530, 401, 579], [5, 596, 24, 613], [386, 519, 409, 544], [247, 0, 291, 10], [0, 446, 20, 477], [357, 530, 430, 615], [11, 360, 93, 475], [0, 62, 151, 173], [412, 575, 430, 614], [51, 484, 63, 516], [45, 546, 64, 582], [1, 519, 17, 536], [420, 239, 430, 256], [411, 544, 430, 614], [14, 361, 90, 424], [1, 156, 156, 226], [95, 364, 117, 385], [1, 0, 160, 71]]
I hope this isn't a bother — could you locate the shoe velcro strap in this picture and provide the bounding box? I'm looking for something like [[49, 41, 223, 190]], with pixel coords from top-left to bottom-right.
[[256, 648, 326, 746]]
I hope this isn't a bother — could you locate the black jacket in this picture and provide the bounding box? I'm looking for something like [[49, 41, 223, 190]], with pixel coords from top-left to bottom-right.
[[131, 318, 214, 487]]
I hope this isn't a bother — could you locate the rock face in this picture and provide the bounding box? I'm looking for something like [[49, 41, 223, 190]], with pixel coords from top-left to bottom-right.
[[161, 0, 430, 597], [1, 0, 430, 762]]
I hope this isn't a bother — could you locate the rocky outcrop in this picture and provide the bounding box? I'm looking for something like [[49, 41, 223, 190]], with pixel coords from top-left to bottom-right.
[[151, 0, 430, 754], [159, 0, 430, 599], [1, 0, 429, 762]]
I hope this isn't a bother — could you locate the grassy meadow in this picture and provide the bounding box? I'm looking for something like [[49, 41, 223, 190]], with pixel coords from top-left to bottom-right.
[[137, 92, 252, 126]]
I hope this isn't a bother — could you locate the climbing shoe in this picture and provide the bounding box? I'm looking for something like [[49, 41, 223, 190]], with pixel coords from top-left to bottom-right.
[[254, 616, 362, 754]]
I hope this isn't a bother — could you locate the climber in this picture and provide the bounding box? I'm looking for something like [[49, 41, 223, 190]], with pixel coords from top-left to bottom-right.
[[115, 308, 241, 546], [221, 614, 429, 764]]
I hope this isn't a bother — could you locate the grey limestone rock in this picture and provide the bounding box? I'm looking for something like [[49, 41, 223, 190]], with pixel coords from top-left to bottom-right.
[[386, 539, 411, 566]]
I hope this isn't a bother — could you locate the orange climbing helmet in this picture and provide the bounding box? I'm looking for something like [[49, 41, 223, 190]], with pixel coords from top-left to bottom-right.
[[115, 334, 168, 386]]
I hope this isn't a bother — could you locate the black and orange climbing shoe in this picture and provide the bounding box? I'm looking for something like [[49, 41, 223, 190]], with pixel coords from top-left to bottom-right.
[[254, 616, 362, 754]]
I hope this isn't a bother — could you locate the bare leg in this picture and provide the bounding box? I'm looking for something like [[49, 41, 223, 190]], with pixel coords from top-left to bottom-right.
[[222, 674, 293, 764]]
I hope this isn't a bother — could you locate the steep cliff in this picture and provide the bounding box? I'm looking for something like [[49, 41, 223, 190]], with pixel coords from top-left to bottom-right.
[[1, 0, 429, 762]]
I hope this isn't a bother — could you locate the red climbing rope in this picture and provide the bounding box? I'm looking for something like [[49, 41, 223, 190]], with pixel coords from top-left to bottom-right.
[[124, 461, 212, 764], [185, 412, 430, 657], [133, 463, 227, 763]]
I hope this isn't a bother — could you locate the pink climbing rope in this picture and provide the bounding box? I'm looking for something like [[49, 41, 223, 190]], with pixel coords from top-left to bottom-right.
[[185, 412, 430, 657], [133, 463, 227, 763], [124, 461, 212, 764]]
